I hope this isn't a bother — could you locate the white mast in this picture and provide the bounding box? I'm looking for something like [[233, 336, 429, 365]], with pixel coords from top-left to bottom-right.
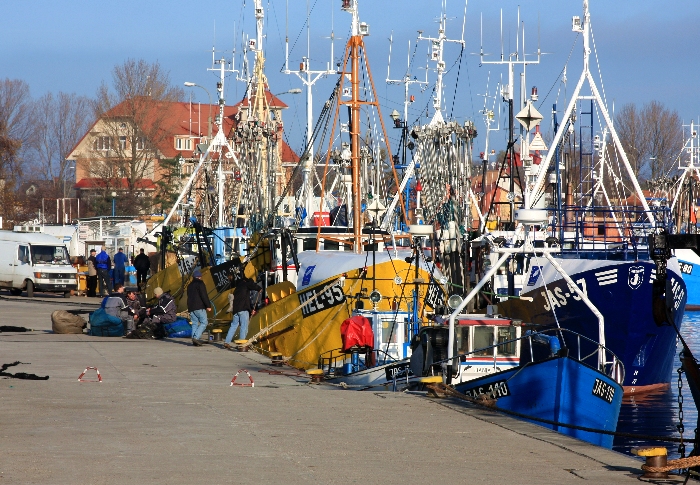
[[417, 0, 466, 126], [284, 0, 337, 227], [528, 0, 654, 223]]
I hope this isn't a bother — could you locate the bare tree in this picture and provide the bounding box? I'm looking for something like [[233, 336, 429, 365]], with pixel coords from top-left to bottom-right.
[[0, 78, 33, 227], [32, 92, 93, 194], [615, 100, 684, 182], [87, 59, 184, 212]]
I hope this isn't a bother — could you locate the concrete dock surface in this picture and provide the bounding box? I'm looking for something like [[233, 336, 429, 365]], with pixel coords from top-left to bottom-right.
[[0, 295, 686, 484]]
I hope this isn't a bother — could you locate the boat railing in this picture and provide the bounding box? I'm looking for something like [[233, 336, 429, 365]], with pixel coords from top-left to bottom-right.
[[552, 204, 670, 256], [317, 347, 398, 376], [449, 327, 624, 385]]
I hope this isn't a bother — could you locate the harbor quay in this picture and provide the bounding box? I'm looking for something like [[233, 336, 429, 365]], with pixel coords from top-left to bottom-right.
[[0, 296, 673, 484]]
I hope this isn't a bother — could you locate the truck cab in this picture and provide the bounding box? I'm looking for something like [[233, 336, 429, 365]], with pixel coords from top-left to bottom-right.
[[0, 230, 78, 297]]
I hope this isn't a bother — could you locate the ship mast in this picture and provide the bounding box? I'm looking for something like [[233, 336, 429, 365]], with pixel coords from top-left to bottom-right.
[[284, 0, 337, 227], [417, 0, 465, 125], [317, 0, 399, 254], [527, 0, 654, 224]]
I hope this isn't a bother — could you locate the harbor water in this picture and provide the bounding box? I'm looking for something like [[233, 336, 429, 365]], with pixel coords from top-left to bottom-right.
[[613, 311, 700, 459]]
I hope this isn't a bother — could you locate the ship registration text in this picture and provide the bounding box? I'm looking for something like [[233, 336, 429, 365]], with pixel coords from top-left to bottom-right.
[[541, 278, 587, 311], [462, 380, 510, 399], [298, 284, 346, 318]]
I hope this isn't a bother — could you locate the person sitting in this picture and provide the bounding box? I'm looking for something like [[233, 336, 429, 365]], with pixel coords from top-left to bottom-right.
[[121, 289, 142, 337], [102, 284, 137, 336], [142, 287, 177, 339]]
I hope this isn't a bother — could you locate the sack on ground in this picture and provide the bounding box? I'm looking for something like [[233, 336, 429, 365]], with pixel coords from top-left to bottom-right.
[[163, 317, 192, 338], [51, 310, 86, 334], [88, 308, 124, 337]]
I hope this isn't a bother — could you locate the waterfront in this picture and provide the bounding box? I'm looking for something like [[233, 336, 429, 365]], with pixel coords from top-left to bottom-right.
[[0, 296, 647, 484], [614, 311, 700, 459]]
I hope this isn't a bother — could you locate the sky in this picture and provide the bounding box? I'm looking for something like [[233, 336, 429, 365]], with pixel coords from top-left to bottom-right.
[[3, 0, 700, 157]]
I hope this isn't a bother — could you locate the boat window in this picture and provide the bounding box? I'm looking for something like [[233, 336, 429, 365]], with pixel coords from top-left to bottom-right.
[[456, 327, 470, 353], [473, 326, 494, 356], [496, 327, 517, 356], [381, 319, 398, 343], [224, 237, 234, 258], [30, 245, 69, 265]]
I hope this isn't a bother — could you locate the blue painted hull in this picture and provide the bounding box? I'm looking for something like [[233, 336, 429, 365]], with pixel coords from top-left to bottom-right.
[[454, 356, 623, 448], [500, 258, 686, 390], [677, 253, 700, 308]]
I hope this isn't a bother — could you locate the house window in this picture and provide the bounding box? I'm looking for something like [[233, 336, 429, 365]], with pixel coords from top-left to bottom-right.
[[135, 137, 146, 150], [119, 136, 126, 150], [94, 136, 111, 151], [175, 137, 192, 150]]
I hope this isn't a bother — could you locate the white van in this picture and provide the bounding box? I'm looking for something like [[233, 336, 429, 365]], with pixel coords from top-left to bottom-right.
[[0, 230, 78, 297]]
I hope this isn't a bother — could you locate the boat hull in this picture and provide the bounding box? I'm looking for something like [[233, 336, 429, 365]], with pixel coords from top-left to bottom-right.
[[454, 356, 623, 448], [500, 258, 686, 391], [676, 249, 700, 310]]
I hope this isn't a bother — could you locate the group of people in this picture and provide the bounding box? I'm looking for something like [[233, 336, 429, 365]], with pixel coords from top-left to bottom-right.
[[86, 247, 151, 297], [95, 257, 262, 347], [102, 283, 177, 339], [187, 269, 261, 348]]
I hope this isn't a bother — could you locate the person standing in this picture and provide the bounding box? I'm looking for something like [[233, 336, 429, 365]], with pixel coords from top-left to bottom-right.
[[95, 246, 112, 296], [86, 249, 98, 297], [133, 248, 150, 291], [187, 270, 211, 346], [223, 276, 262, 349], [113, 247, 128, 286]]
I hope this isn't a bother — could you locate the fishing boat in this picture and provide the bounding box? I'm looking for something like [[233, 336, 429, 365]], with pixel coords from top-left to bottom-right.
[[446, 213, 624, 448], [478, 0, 686, 393], [664, 121, 700, 310], [240, 0, 457, 369]]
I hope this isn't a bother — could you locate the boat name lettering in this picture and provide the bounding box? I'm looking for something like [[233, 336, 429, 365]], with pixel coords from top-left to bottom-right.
[[425, 280, 446, 309], [384, 363, 413, 381], [680, 262, 693, 275], [298, 284, 346, 318], [542, 278, 587, 312], [462, 379, 510, 399], [591, 378, 615, 404]]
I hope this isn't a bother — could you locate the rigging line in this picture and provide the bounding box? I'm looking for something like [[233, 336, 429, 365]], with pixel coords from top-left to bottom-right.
[[449, 46, 465, 120], [268, 79, 339, 225], [537, 34, 579, 109], [589, 23, 608, 110]]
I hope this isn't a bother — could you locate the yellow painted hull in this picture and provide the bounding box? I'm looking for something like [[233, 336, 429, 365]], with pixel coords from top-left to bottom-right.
[[249, 259, 435, 370]]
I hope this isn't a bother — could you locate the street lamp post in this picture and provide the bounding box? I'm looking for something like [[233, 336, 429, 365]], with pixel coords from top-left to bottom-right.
[[184, 82, 212, 140], [111, 191, 117, 217]]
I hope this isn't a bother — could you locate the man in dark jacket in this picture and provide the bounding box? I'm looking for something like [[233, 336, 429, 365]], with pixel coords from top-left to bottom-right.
[[187, 269, 211, 346], [95, 246, 112, 296], [133, 248, 150, 291], [144, 287, 177, 338], [223, 276, 262, 349]]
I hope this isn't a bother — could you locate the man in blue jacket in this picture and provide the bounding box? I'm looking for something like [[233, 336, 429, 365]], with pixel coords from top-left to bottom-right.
[[95, 246, 112, 296], [113, 247, 129, 286]]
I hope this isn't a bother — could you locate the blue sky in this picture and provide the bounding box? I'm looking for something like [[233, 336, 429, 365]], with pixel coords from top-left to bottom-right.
[[3, 0, 700, 156]]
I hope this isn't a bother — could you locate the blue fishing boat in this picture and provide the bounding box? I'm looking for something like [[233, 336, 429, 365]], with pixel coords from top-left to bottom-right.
[[442, 219, 624, 448], [480, 0, 686, 393], [453, 331, 623, 448]]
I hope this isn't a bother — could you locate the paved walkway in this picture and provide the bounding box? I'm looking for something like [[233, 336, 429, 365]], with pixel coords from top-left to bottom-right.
[[0, 296, 684, 484]]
